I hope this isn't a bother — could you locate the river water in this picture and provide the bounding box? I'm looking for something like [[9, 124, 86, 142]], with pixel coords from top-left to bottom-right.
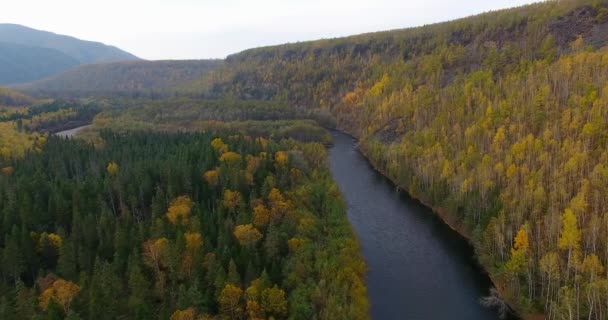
[[328, 131, 500, 320], [54, 125, 92, 138]]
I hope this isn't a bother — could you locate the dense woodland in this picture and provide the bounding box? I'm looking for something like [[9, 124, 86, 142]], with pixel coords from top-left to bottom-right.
[[18, 60, 221, 98], [0, 131, 367, 319], [174, 0, 608, 318], [0, 88, 37, 107], [0, 101, 100, 133]]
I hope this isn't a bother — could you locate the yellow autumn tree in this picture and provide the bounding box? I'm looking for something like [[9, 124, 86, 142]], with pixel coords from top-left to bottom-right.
[[203, 169, 219, 187], [106, 161, 119, 177], [170, 308, 196, 320], [223, 190, 242, 211], [39, 279, 80, 312], [245, 278, 266, 319], [288, 238, 306, 252], [275, 151, 289, 167], [252, 203, 271, 228], [220, 151, 242, 166], [184, 232, 203, 252], [268, 188, 290, 220], [143, 238, 169, 273], [505, 225, 529, 277], [211, 138, 228, 153], [166, 196, 194, 225], [261, 286, 288, 317], [218, 284, 244, 319], [559, 208, 581, 279], [233, 224, 263, 246], [37, 232, 62, 251]]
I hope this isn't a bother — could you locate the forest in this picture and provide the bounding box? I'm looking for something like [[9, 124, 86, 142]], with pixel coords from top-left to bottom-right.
[[167, 0, 608, 318], [2, 0, 608, 318], [0, 130, 367, 319], [18, 60, 222, 98]]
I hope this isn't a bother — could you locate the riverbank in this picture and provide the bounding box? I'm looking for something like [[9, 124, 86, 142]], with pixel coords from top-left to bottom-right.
[[328, 131, 502, 319], [352, 137, 533, 319]]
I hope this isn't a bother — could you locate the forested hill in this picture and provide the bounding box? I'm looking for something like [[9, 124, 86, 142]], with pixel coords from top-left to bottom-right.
[[0, 24, 138, 85], [17, 60, 222, 98], [0, 88, 36, 107], [197, 0, 608, 111], [191, 0, 608, 318]]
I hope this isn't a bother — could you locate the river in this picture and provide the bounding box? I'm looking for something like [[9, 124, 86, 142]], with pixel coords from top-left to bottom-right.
[[328, 131, 501, 320], [54, 125, 92, 138]]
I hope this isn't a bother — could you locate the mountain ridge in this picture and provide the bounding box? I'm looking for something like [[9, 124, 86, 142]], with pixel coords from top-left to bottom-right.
[[16, 59, 222, 97], [0, 23, 139, 85]]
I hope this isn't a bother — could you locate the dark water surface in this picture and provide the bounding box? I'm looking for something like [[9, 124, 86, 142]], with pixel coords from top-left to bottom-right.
[[329, 131, 499, 320]]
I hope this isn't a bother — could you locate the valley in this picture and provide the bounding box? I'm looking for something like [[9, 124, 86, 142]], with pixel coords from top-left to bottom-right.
[[2, 0, 608, 319]]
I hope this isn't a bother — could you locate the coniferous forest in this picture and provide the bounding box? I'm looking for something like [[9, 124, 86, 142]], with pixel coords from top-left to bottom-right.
[[0, 131, 366, 319]]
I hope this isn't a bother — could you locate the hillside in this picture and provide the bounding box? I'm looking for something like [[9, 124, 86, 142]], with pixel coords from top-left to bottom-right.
[[0, 42, 80, 85], [18, 60, 222, 97], [0, 87, 36, 107], [188, 0, 608, 317], [0, 24, 138, 84]]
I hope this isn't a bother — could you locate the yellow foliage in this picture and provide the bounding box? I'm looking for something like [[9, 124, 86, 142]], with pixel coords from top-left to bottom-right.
[[203, 169, 219, 187], [288, 238, 306, 252], [506, 164, 517, 179], [0, 122, 37, 159], [211, 138, 228, 153], [558, 208, 580, 251], [581, 254, 604, 278], [170, 308, 196, 320], [218, 284, 243, 318], [343, 91, 359, 107], [261, 286, 288, 317], [368, 73, 390, 96], [223, 190, 242, 210], [220, 151, 242, 165], [492, 127, 506, 153], [233, 224, 263, 246], [506, 225, 529, 276], [184, 232, 203, 252], [143, 238, 169, 271], [106, 161, 119, 177], [166, 196, 194, 225], [246, 156, 260, 174], [245, 278, 263, 301], [246, 300, 265, 320], [252, 204, 271, 228], [255, 137, 269, 149], [513, 226, 529, 252], [47, 233, 63, 249], [39, 279, 80, 312], [275, 151, 289, 167], [268, 188, 290, 220], [37, 232, 62, 251]]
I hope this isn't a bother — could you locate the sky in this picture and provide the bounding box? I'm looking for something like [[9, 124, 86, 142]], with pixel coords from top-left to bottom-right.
[[3, 0, 540, 60]]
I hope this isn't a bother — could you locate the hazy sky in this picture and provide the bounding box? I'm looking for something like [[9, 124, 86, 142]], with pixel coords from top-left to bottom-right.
[[3, 0, 539, 60]]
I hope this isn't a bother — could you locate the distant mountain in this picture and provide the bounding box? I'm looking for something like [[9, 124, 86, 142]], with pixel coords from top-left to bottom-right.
[[17, 60, 222, 97], [0, 42, 80, 85], [0, 24, 139, 85]]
